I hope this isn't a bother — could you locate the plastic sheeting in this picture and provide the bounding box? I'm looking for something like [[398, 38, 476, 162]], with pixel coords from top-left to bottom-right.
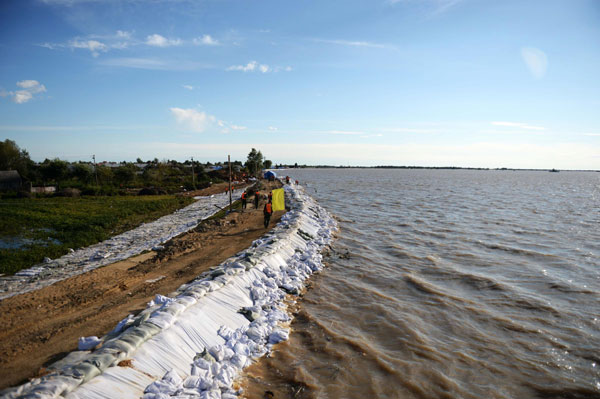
[[0, 188, 247, 300], [1, 183, 337, 399]]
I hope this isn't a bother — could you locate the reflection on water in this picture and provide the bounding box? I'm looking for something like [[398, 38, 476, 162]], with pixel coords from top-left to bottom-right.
[[0, 237, 62, 249], [242, 169, 600, 399]]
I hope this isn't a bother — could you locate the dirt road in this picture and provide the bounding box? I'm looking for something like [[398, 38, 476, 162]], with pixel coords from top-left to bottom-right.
[[0, 181, 283, 389]]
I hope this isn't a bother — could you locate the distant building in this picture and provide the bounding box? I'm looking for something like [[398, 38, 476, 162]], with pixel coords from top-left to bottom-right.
[[30, 186, 57, 194], [0, 170, 22, 191]]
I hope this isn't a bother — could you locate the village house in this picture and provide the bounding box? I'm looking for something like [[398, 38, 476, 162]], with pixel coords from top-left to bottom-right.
[[0, 170, 22, 191]]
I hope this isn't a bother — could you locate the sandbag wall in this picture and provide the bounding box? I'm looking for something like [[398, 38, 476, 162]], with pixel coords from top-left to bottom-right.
[[1, 184, 336, 399]]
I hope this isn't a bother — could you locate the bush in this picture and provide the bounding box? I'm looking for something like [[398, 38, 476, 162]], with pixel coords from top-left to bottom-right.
[[57, 188, 81, 198], [17, 191, 33, 199]]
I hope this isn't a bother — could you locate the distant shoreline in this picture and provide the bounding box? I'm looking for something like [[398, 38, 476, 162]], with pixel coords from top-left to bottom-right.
[[277, 166, 600, 172]]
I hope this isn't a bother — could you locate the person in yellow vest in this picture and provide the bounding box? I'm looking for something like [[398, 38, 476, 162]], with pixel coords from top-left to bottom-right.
[[241, 191, 247, 210], [263, 199, 273, 228]]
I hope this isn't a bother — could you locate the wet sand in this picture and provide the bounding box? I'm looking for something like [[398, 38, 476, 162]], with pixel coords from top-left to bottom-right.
[[0, 181, 282, 389]]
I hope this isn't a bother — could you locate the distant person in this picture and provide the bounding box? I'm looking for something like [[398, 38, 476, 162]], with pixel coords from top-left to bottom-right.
[[295, 180, 299, 185], [263, 199, 273, 228], [254, 190, 260, 209], [241, 191, 247, 210], [268, 191, 273, 203]]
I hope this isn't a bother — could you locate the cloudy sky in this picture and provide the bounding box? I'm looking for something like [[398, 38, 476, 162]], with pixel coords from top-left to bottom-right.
[[1, 0, 599, 169]]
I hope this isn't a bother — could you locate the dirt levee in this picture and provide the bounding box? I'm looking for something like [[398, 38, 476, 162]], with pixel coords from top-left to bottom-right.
[[0, 181, 283, 389]]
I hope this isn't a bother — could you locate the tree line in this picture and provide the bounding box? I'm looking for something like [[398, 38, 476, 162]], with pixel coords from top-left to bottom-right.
[[0, 140, 274, 195]]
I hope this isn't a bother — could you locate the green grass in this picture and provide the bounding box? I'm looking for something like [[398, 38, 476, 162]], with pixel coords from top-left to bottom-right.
[[0, 195, 195, 275]]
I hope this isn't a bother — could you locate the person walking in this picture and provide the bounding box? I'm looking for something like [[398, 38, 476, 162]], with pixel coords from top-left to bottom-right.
[[241, 191, 247, 210], [263, 199, 273, 228], [254, 189, 260, 209]]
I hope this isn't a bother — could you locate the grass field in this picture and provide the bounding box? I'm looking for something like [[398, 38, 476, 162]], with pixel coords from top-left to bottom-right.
[[0, 195, 195, 275]]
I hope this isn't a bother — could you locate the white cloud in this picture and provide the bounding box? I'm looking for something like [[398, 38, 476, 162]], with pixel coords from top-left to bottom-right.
[[1, 80, 47, 104], [116, 30, 132, 39], [215, 120, 248, 134], [17, 80, 42, 89], [13, 91, 34, 104], [227, 61, 265, 72], [182, 85, 194, 90], [39, 42, 59, 50], [40, 30, 221, 57], [315, 39, 391, 49], [193, 35, 219, 46], [170, 108, 216, 133], [387, 0, 464, 16], [268, 126, 278, 131], [521, 47, 548, 79], [380, 127, 441, 134], [69, 39, 107, 57], [325, 130, 384, 138], [326, 130, 364, 135], [101, 57, 210, 70], [40, 31, 136, 55], [226, 61, 292, 74], [491, 121, 545, 131], [146, 34, 182, 47]]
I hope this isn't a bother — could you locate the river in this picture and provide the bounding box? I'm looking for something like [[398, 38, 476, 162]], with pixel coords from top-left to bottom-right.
[[242, 168, 600, 399]]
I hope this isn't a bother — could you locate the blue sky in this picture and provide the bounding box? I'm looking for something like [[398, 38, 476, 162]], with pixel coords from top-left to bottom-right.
[[1, 0, 599, 169]]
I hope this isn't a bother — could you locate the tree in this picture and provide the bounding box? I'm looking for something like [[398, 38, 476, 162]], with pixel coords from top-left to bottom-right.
[[72, 163, 93, 183], [264, 159, 272, 169], [245, 148, 264, 176], [0, 139, 34, 178], [40, 158, 69, 188], [113, 164, 137, 186], [96, 165, 114, 185]]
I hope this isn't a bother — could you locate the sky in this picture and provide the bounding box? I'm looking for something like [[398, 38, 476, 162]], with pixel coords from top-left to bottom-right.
[[1, 0, 599, 169]]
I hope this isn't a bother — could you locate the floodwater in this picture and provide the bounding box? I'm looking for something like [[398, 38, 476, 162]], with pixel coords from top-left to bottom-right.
[[242, 169, 600, 399]]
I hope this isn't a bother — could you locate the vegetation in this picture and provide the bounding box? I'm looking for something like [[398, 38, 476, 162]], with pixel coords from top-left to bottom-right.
[[0, 139, 36, 178], [245, 148, 264, 177], [0, 140, 289, 197], [0, 195, 194, 275], [0, 141, 280, 274]]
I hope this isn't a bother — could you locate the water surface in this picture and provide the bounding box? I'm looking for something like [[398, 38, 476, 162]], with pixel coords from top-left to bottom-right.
[[243, 169, 600, 399]]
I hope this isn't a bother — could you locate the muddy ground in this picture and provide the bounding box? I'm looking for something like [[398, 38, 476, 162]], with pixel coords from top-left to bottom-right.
[[0, 180, 283, 389]]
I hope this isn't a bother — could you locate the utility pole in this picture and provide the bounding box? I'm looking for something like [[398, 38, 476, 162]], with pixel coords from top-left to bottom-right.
[[228, 155, 232, 211], [191, 157, 196, 189], [92, 154, 99, 186]]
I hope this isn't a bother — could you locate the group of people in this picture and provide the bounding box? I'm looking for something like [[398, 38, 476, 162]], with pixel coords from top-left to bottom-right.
[[240, 188, 273, 228], [237, 177, 301, 228]]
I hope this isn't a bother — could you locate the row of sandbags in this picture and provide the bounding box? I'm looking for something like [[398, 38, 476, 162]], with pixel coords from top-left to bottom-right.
[[2, 184, 336, 399]]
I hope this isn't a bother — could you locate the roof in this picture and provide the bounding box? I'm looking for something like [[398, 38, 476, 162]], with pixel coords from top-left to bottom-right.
[[0, 170, 21, 183]]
